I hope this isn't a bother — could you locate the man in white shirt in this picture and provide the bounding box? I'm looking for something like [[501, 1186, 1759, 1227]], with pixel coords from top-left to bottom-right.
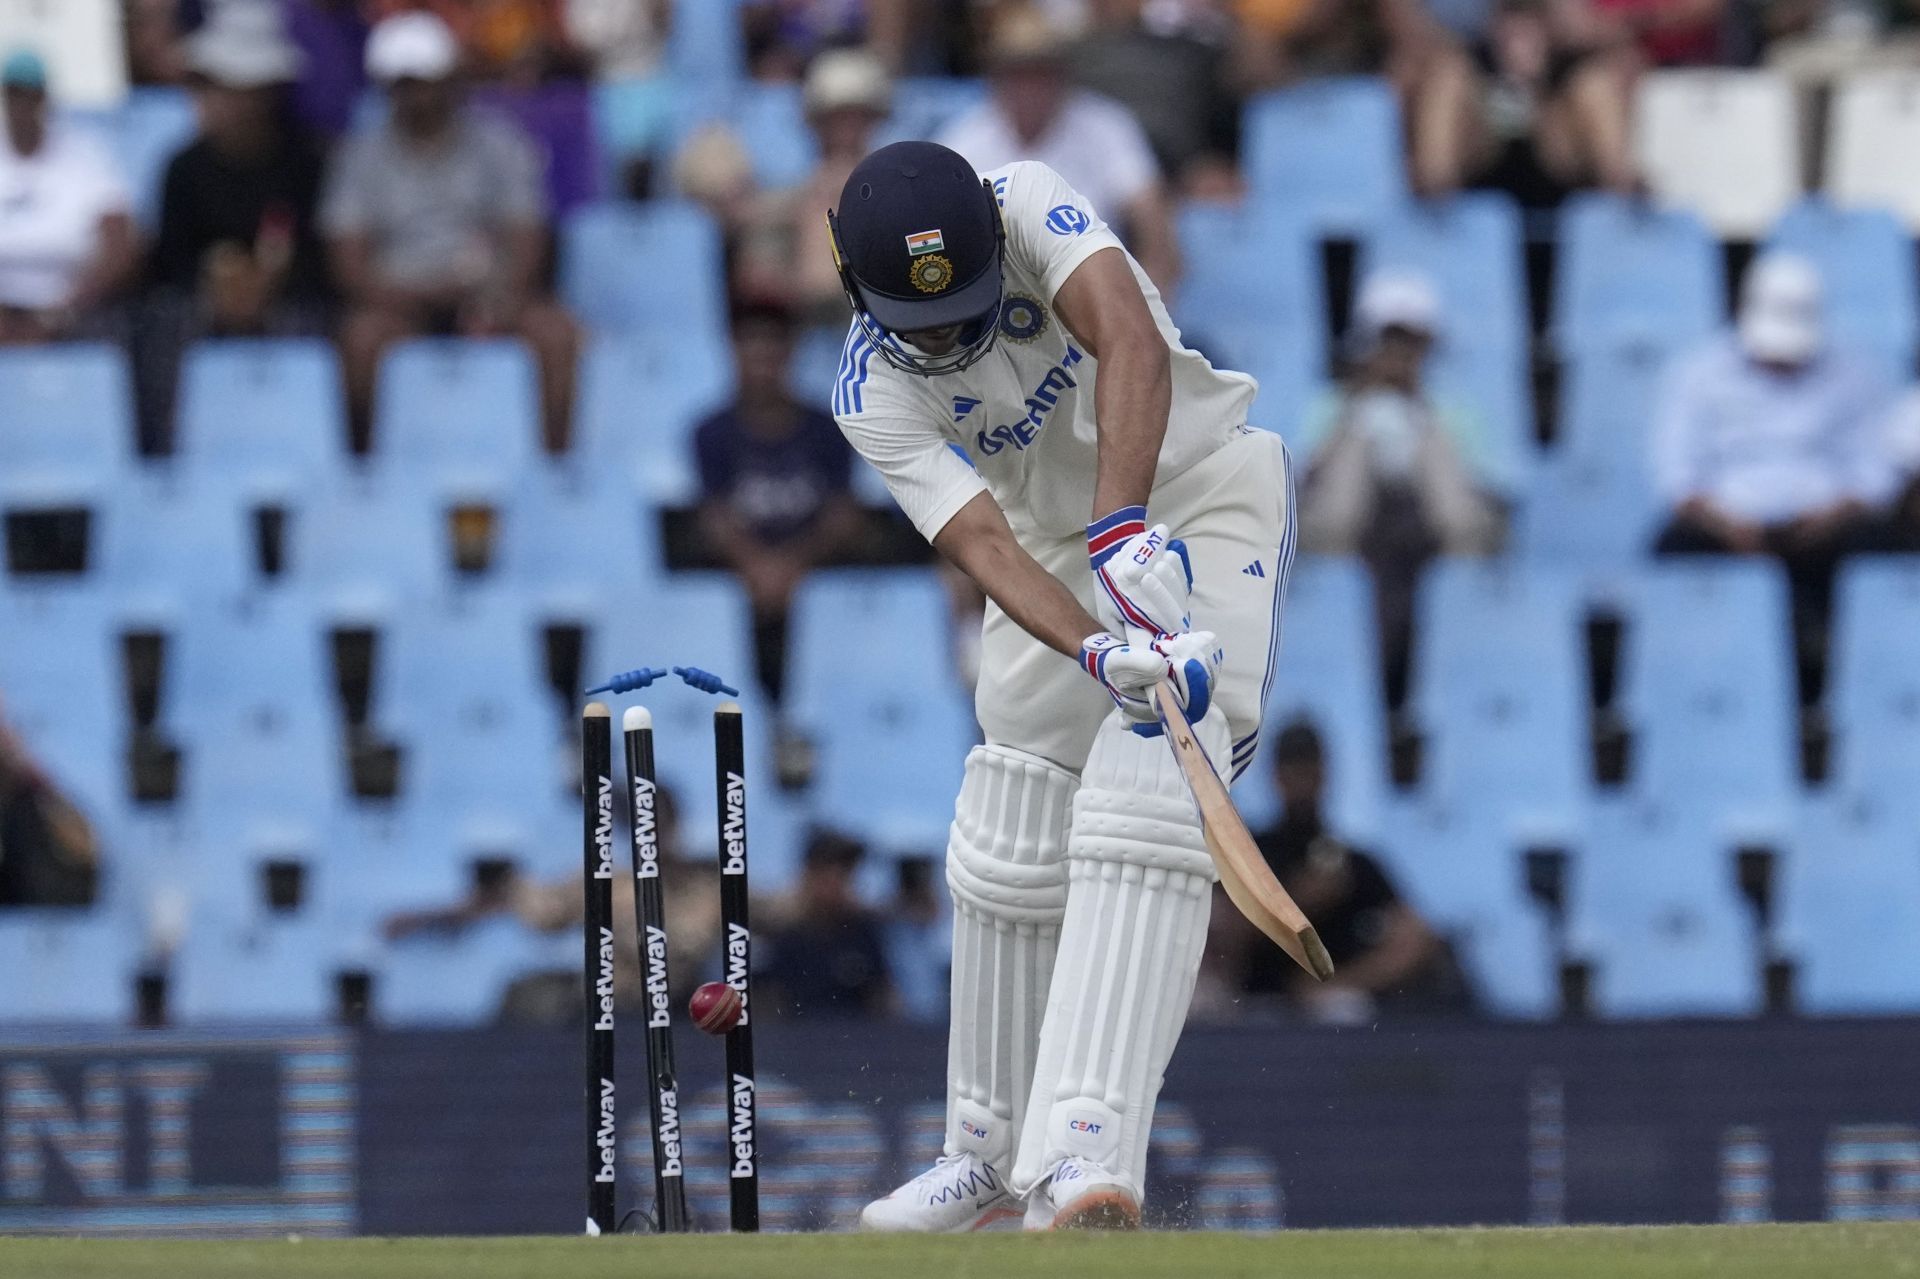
[[1652, 250, 1897, 699], [0, 49, 135, 344], [828, 140, 1295, 1231], [937, 7, 1177, 290]]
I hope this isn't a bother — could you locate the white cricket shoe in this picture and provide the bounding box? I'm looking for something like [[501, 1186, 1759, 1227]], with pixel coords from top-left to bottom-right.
[[859, 1151, 1020, 1232], [1022, 1157, 1141, 1231]]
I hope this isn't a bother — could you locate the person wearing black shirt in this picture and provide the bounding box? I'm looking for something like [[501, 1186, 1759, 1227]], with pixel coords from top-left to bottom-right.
[[1243, 718, 1472, 1018], [136, 6, 332, 450], [754, 831, 896, 1019]]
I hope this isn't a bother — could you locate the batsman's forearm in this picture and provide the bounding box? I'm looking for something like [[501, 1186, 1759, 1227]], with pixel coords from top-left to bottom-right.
[[934, 494, 1103, 659], [1090, 335, 1171, 518]]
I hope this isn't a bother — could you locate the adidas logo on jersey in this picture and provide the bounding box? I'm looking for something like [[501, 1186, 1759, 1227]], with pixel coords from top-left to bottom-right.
[[1242, 560, 1267, 578]]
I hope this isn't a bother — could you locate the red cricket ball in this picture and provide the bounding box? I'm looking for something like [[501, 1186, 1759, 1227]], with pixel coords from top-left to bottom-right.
[[689, 980, 743, 1035]]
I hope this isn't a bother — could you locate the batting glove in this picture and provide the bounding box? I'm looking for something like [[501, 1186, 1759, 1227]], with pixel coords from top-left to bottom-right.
[[1080, 629, 1220, 737], [1087, 507, 1193, 640]]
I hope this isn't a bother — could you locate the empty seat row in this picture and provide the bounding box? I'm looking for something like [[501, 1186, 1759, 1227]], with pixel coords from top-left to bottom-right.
[[1241, 69, 1920, 239]]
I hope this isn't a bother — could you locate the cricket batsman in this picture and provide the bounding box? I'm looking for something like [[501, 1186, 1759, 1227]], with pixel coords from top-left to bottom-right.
[[827, 141, 1295, 1230]]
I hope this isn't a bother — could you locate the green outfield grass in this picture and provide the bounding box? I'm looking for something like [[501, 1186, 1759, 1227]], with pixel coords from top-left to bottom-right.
[[4, 1224, 1919, 1279]]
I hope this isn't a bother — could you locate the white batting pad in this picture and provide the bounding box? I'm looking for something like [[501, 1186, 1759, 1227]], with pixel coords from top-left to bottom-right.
[[944, 744, 1078, 1166], [1010, 711, 1225, 1200]]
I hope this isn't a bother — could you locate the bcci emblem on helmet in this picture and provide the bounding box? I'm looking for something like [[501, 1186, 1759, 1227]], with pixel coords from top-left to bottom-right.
[[910, 253, 956, 294], [998, 293, 1048, 343]]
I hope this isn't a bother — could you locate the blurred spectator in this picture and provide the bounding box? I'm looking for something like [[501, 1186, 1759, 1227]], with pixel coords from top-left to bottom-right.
[[1410, 0, 1636, 205], [1236, 0, 1454, 87], [0, 709, 99, 907], [364, 0, 571, 77], [127, 0, 190, 86], [1873, 390, 1920, 550], [741, 0, 880, 79], [938, 4, 1179, 289], [1297, 268, 1502, 709], [1591, 0, 1726, 65], [138, 5, 331, 449], [0, 49, 137, 345], [321, 11, 580, 451], [884, 854, 949, 1022], [694, 301, 864, 748], [755, 830, 896, 1019], [282, 0, 372, 137], [567, 0, 673, 197], [737, 48, 893, 329], [673, 122, 760, 245], [1235, 719, 1468, 1022], [1652, 251, 1897, 702], [1069, 0, 1242, 192], [385, 785, 724, 1019]]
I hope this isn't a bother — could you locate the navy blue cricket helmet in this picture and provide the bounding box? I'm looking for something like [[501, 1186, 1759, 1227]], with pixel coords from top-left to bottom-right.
[[827, 141, 1006, 376]]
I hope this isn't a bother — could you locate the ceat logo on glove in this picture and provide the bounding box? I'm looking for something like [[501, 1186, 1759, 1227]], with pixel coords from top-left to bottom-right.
[[1068, 1119, 1103, 1134]]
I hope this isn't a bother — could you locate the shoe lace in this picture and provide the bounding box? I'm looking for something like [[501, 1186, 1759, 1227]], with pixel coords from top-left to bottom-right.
[[912, 1151, 999, 1205]]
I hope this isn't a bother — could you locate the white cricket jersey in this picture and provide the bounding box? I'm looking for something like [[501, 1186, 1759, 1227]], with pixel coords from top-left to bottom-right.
[[830, 161, 1257, 543]]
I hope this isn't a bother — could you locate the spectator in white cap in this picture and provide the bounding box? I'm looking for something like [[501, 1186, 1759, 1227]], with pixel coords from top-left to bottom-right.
[[1297, 266, 1503, 708], [139, 4, 330, 449], [738, 49, 895, 335], [321, 10, 580, 451], [1652, 249, 1898, 702], [0, 48, 136, 345]]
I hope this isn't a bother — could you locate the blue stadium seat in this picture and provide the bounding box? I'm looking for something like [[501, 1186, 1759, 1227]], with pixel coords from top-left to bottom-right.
[[373, 339, 540, 499], [108, 88, 197, 229], [877, 78, 988, 146], [1232, 556, 1388, 841], [0, 343, 134, 505], [376, 589, 562, 828], [560, 201, 728, 343], [376, 916, 572, 1025], [1574, 797, 1761, 1017], [1618, 560, 1799, 835], [1517, 345, 1671, 573], [1243, 78, 1405, 232], [717, 81, 817, 189], [171, 907, 338, 1021], [1783, 798, 1920, 1013], [1172, 204, 1325, 437], [174, 339, 347, 501], [0, 587, 122, 818], [1766, 199, 1918, 374], [498, 469, 664, 617], [1554, 193, 1722, 353], [1828, 557, 1920, 814], [1411, 560, 1587, 831], [789, 570, 976, 852], [286, 486, 446, 619], [575, 334, 735, 502], [97, 487, 253, 623], [0, 911, 138, 1022], [1379, 801, 1558, 1017], [668, 0, 745, 94], [166, 596, 347, 834]]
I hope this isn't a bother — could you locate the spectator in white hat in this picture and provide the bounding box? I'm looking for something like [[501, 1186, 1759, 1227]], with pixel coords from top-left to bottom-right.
[[0, 48, 136, 345], [321, 11, 580, 451], [138, 5, 331, 449], [738, 49, 895, 331], [1298, 266, 1503, 708], [1652, 250, 1898, 702]]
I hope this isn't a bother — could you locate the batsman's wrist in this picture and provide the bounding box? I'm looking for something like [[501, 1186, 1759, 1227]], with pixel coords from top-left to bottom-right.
[[1086, 505, 1147, 568]]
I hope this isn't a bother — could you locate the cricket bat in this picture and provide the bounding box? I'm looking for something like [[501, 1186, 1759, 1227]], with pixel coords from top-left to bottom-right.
[[1153, 682, 1336, 982]]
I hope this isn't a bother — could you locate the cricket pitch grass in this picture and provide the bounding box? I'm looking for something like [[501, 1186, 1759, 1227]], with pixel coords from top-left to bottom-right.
[[4, 1223, 1918, 1279]]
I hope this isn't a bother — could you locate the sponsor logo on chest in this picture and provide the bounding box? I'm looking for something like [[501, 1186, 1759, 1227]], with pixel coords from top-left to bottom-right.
[[972, 345, 1084, 456]]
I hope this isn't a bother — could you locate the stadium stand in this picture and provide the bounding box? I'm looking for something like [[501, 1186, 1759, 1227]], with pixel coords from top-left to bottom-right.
[[1826, 70, 1920, 232], [1242, 77, 1405, 232], [1553, 193, 1723, 354], [1765, 199, 1918, 375], [1634, 71, 1800, 238]]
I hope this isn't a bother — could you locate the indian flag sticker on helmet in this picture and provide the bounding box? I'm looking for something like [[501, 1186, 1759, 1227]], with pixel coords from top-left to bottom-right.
[[905, 229, 945, 256]]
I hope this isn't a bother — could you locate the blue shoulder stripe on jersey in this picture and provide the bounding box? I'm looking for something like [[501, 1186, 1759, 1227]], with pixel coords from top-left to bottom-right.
[[832, 326, 861, 416], [849, 331, 877, 412]]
